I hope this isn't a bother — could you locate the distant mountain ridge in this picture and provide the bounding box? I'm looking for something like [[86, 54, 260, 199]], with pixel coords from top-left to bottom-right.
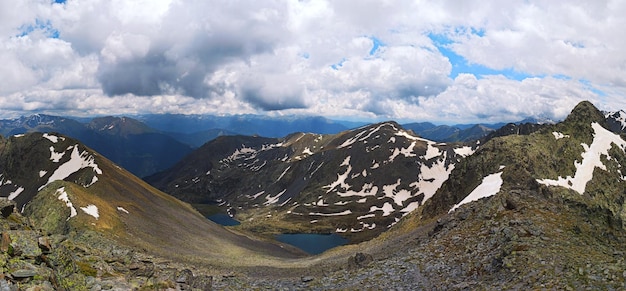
[[0, 115, 193, 178], [133, 114, 355, 136]]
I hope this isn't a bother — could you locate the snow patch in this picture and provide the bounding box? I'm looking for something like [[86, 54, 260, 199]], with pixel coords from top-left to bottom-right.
[[40, 145, 103, 190], [388, 142, 417, 162], [222, 146, 258, 163], [247, 191, 265, 200], [49, 146, 65, 162], [537, 123, 626, 194], [43, 133, 65, 143], [309, 210, 352, 216], [608, 110, 626, 130], [424, 143, 442, 160], [370, 202, 394, 216], [13, 134, 25, 138], [552, 132, 570, 139], [449, 171, 504, 213], [357, 213, 376, 220], [400, 201, 420, 214], [323, 157, 352, 192], [336, 183, 378, 198], [117, 207, 129, 214], [454, 146, 475, 157], [276, 166, 291, 182], [0, 175, 12, 186], [264, 189, 286, 205], [87, 176, 98, 187], [338, 123, 392, 148], [382, 179, 412, 206], [56, 187, 77, 220], [80, 205, 99, 219], [39, 170, 47, 177], [410, 153, 455, 202], [8, 187, 24, 200]]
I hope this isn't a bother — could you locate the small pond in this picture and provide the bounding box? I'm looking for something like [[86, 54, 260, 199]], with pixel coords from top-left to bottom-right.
[[276, 233, 348, 255], [207, 213, 241, 226]]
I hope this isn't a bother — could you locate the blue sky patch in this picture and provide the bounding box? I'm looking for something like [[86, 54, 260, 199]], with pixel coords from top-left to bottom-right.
[[580, 79, 607, 97], [18, 19, 60, 38], [331, 58, 347, 70], [368, 36, 385, 56], [428, 32, 532, 81]]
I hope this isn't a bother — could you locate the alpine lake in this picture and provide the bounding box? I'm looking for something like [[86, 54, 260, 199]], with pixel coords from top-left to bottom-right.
[[207, 214, 347, 254]]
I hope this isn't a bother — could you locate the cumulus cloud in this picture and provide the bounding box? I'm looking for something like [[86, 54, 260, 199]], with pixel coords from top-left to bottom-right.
[[0, 0, 625, 123]]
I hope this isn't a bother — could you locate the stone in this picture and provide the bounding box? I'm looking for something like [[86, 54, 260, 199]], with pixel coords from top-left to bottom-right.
[[8, 231, 42, 259], [189, 274, 213, 290], [0, 199, 15, 218], [25, 281, 55, 291], [175, 269, 193, 284], [301, 276, 314, 283], [11, 269, 37, 278], [129, 261, 155, 277], [348, 252, 373, 269], [37, 237, 52, 253], [0, 279, 17, 291], [1, 233, 11, 253]]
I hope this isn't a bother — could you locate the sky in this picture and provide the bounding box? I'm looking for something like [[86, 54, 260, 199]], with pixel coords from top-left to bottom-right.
[[1, 0, 625, 124]]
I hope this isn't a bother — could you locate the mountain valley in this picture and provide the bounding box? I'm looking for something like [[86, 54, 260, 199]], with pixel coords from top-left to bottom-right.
[[2, 101, 626, 289]]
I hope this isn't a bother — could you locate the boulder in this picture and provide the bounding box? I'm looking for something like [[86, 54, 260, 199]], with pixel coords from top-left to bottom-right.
[[175, 269, 212, 290], [8, 231, 41, 259], [0, 199, 15, 218], [189, 274, 213, 290], [37, 237, 52, 254], [348, 252, 373, 269], [11, 269, 37, 278], [1, 233, 11, 253]]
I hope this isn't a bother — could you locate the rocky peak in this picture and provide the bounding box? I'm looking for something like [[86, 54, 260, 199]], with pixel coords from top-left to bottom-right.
[[563, 101, 606, 127]]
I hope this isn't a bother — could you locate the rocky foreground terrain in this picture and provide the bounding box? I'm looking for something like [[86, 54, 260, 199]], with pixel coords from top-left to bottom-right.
[[1, 198, 215, 290]]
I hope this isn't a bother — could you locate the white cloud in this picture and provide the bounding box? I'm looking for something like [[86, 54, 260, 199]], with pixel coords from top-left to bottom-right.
[[0, 0, 625, 123]]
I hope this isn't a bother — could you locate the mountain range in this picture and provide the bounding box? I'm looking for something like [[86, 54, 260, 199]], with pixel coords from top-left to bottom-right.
[[0, 115, 193, 178], [0, 113, 524, 179], [2, 101, 626, 289]]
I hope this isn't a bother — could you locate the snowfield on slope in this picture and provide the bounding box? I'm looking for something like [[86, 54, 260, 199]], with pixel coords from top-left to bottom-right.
[[449, 170, 504, 213], [56, 187, 77, 220], [40, 145, 103, 190], [80, 204, 99, 219], [537, 123, 626, 194]]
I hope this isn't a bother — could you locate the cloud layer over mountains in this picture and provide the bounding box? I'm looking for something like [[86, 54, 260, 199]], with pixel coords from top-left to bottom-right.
[[1, 0, 625, 123]]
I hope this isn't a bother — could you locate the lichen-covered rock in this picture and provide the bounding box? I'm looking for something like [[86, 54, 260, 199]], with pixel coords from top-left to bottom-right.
[[8, 231, 41, 259]]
